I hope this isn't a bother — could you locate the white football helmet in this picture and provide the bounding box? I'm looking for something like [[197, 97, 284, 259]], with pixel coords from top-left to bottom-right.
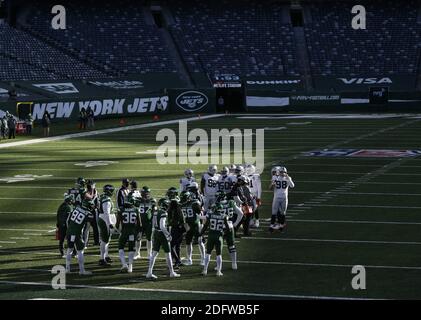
[[208, 164, 217, 175], [184, 168, 194, 178], [221, 166, 229, 176], [271, 166, 282, 176], [229, 164, 237, 174], [245, 164, 256, 175], [235, 165, 244, 175], [279, 166, 287, 174]]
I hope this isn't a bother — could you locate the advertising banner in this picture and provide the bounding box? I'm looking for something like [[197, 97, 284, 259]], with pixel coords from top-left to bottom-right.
[[313, 75, 416, 92], [245, 76, 303, 91]]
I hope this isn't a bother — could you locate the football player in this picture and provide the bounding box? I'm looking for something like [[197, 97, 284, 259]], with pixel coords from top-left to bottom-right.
[[180, 191, 205, 266], [229, 175, 253, 236], [115, 193, 141, 273], [180, 168, 195, 192], [146, 198, 180, 279], [245, 164, 262, 228], [218, 166, 232, 194], [97, 184, 116, 267], [82, 179, 100, 247], [168, 190, 186, 269], [67, 177, 86, 206], [200, 203, 231, 276], [134, 186, 156, 260], [117, 178, 130, 211], [270, 166, 295, 232], [228, 165, 244, 186], [56, 193, 74, 257], [213, 191, 243, 270], [65, 198, 95, 275], [200, 164, 220, 212], [186, 182, 204, 205]]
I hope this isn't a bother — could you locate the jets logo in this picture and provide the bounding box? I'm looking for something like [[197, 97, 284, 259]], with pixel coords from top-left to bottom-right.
[[175, 91, 209, 112]]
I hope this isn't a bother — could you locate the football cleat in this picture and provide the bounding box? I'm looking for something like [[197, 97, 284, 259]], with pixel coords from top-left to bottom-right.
[[146, 273, 158, 280], [181, 258, 193, 266], [201, 269, 208, 276], [200, 259, 205, 266], [254, 219, 260, 228], [133, 254, 141, 260], [120, 265, 129, 273], [128, 264, 133, 273], [98, 259, 111, 267], [105, 256, 113, 263], [216, 270, 223, 277], [170, 272, 180, 278], [232, 263, 238, 270]]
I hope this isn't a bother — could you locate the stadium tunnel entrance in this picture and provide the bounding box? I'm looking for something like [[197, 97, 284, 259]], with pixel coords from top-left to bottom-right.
[[216, 87, 245, 113]]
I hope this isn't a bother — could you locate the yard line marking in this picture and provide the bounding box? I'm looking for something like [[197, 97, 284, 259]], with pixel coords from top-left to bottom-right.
[[10, 237, 29, 240], [0, 228, 49, 232], [0, 280, 376, 300], [286, 219, 421, 225], [244, 237, 421, 245], [0, 241, 16, 244], [300, 204, 421, 209], [0, 114, 225, 149], [23, 233, 42, 236]]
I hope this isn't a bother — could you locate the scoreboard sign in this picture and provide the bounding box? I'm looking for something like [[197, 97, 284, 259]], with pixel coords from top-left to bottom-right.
[[212, 74, 242, 88]]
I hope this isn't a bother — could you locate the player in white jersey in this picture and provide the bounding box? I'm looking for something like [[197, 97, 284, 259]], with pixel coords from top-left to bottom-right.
[[200, 165, 220, 212], [180, 168, 195, 192], [217, 166, 233, 194], [245, 164, 262, 228], [270, 166, 294, 232]]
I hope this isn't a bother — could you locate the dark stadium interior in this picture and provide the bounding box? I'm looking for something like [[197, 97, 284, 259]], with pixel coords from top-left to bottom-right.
[[1, 0, 420, 90]]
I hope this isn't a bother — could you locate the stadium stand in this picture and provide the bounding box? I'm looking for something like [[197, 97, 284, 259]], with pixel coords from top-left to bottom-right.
[[167, 0, 300, 77], [0, 23, 107, 80], [303, 0, 421, 76], [23, 0, 178, 76]]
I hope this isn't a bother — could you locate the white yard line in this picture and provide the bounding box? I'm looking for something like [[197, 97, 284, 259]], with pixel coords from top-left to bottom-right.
[[244, 237, 421, 245], [262, 219, 421, 226], [0, 280, 376, 300], [0, 114, 225, 149]]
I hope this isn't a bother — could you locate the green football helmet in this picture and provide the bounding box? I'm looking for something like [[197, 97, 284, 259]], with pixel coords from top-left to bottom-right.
[[141, 186, 151, 199], [158, 198, 170, 210], [126, 193, 137, 207], [180, 191, 192, 203], [103, 184, 115, 197], [166, 187, 178, 200], [213, 203, 225, 215], [76, 177, 86, 189]]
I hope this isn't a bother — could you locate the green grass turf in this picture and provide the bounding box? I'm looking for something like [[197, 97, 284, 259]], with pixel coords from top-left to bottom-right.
[[1, 114, 421, 299]]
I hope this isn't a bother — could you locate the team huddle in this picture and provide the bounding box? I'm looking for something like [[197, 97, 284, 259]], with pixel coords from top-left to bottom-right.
[[56, 164, 294, 278]]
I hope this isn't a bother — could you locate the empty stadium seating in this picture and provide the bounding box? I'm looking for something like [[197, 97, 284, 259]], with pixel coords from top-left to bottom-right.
[[304, 1, 421, 76], [25, 0, 177, 75], [0, 23, 107, 80], [167, 0, 299, 77]]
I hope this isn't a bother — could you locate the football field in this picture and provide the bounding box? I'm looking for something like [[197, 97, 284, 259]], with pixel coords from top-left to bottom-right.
[[1, 113, 421, 300]]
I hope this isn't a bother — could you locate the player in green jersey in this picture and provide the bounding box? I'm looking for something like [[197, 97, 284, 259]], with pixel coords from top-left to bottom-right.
[[146, 198, 180, 279], [213, 191, 243, 270], [180, 191, 205, 266], [97, 184, 116, 267], [200, 203, 231, 276], [65, 198, 95, 275], [116, 193, 141, 273], [134, 186, 156, 260], [56, 193, 74, 257]]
